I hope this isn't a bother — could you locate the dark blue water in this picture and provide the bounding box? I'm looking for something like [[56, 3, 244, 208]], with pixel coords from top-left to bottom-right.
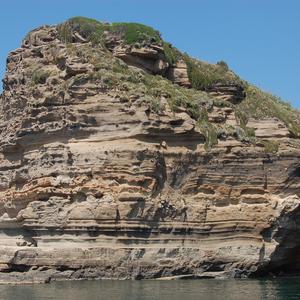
[[0, 278, 300, 300]]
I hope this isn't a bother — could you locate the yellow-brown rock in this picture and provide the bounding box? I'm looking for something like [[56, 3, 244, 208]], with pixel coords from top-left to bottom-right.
[[0, 19, 299, 283]]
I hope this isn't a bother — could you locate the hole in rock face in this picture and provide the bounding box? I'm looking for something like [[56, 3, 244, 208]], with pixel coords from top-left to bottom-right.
[[5, 264, 31, 273], [198, 188, 215, 195], [169, 119, 184, 126], [72, 192, 87, 202], [240, 188, 265, 195], [290, 167, 300, 178]]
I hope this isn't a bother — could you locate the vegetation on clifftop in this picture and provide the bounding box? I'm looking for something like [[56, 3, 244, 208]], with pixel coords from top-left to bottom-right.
[[184, 55, 244, 91], [56, 17, 300, 147], [58, 17, 107, 44], [58, 17, 162, 46], [111, 22, 161, 44], [238, 86, 300, 138]]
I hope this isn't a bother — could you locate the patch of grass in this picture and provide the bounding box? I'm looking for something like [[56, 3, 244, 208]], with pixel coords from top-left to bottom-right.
[[32, 69, 51, 84], [138, 95, 165, 113], [184, 55, 243, 91], [66, 43, 112, 72], [289, 139, 300, 149], [216, 124, 236, 140], [260, 140, 280, 154], [57, 22, 73, 43], [235, 108, 249, 128], [55, 18, 300, 150], [58, 18, 162, 47], [162, 42, 181, 65], [111, 22, 161, 45], [143, 73, 214, 120], [237, 85, 300, 138], [57, 17, 108, 45], [244, 127, 256, 138], [112, 59, 129, 73], [197, 118, 218, 151], [184, 56, 217, 90], [235, 108, 256, 141]]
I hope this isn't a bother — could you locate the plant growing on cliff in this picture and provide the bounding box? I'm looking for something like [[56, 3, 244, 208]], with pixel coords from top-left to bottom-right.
[[58, 17, 162, 47], [184, 55, 243, 92], [162, 42, 181, 65], [56, 16, 300, 147], [184, 56, 217, 91], [216, 60, 229, 71], [110, 22, 161, 45], [138, 95, 165, 114], [234, 108, 256, 142], [237, 85, 300, 138], [57, 17, 107, 45], [32, 69, 51, 84], [195, 109, 219, 151], [198, 120, 218, 151], [142, 73, 215, 121], [260, 139, 280, 154]]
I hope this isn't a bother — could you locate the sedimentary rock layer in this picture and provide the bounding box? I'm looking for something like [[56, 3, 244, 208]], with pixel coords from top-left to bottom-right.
[[0, 21, 299, 283]]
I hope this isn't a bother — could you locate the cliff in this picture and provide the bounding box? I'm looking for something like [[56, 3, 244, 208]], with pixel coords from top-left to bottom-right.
[[0, 17, 300, 283]]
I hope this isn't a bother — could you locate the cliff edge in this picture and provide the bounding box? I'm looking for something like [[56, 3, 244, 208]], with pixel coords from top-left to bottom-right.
[[0, 17, 300, 283]]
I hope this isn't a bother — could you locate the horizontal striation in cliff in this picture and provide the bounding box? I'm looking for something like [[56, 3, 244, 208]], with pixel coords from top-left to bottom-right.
[[0, 17, 299, 283]]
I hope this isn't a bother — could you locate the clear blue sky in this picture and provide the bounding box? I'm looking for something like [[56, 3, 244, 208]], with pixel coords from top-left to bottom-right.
[[0, 0, 299, 108]]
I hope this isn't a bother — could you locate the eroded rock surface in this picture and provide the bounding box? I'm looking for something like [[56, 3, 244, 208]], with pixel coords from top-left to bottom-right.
[[0, 21, 299, 283], [208, 83, 246, 104], [167, 60, 191, 87]]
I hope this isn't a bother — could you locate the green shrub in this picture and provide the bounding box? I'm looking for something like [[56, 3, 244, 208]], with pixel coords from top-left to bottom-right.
[[184, 55, 244, 92], [290, 139, 300, 149], [32, 69, 50, 84], [111, 22, 161, 45], [112, 59, 129, 73], [237, 85, 300, 138], [235, 108, 256, 141], [55, 17, 300, 150], [58, 17, 107, 44], [137, 95, 164, 113], [57, 22, 73, 43], [185, 56, 217, 90], [197, 120, 218, 151], [162, 42, 181, 65], [235, 109, 249, 128], [58, 18, 164, 48], [260, 140, 280, 154], [244, 127, 256, 138], [216, 60, 229, 71], [149, 97, 165, 114]]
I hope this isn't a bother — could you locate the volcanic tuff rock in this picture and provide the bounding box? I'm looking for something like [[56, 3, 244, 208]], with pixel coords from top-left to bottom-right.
[[0, 17, 300, 283]]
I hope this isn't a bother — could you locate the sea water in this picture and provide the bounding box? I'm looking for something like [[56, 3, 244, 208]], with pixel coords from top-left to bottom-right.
[[0, 278, 300, 300]]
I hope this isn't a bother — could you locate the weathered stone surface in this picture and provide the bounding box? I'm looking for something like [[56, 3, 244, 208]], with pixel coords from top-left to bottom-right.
[[167, 60, 191, 87], [65, 58, 94, 76], [208, 83, 246, 103], [0, 23, 299, 284], [113, 44, 169, 75], [247, 118, 290, 139]]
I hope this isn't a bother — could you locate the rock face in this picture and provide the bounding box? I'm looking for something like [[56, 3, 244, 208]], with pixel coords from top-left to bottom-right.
[[208, 83, 246, 104], [113, 44, 169, 75], [167, 60, 191, 87], [0, 21, 300, 283]]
